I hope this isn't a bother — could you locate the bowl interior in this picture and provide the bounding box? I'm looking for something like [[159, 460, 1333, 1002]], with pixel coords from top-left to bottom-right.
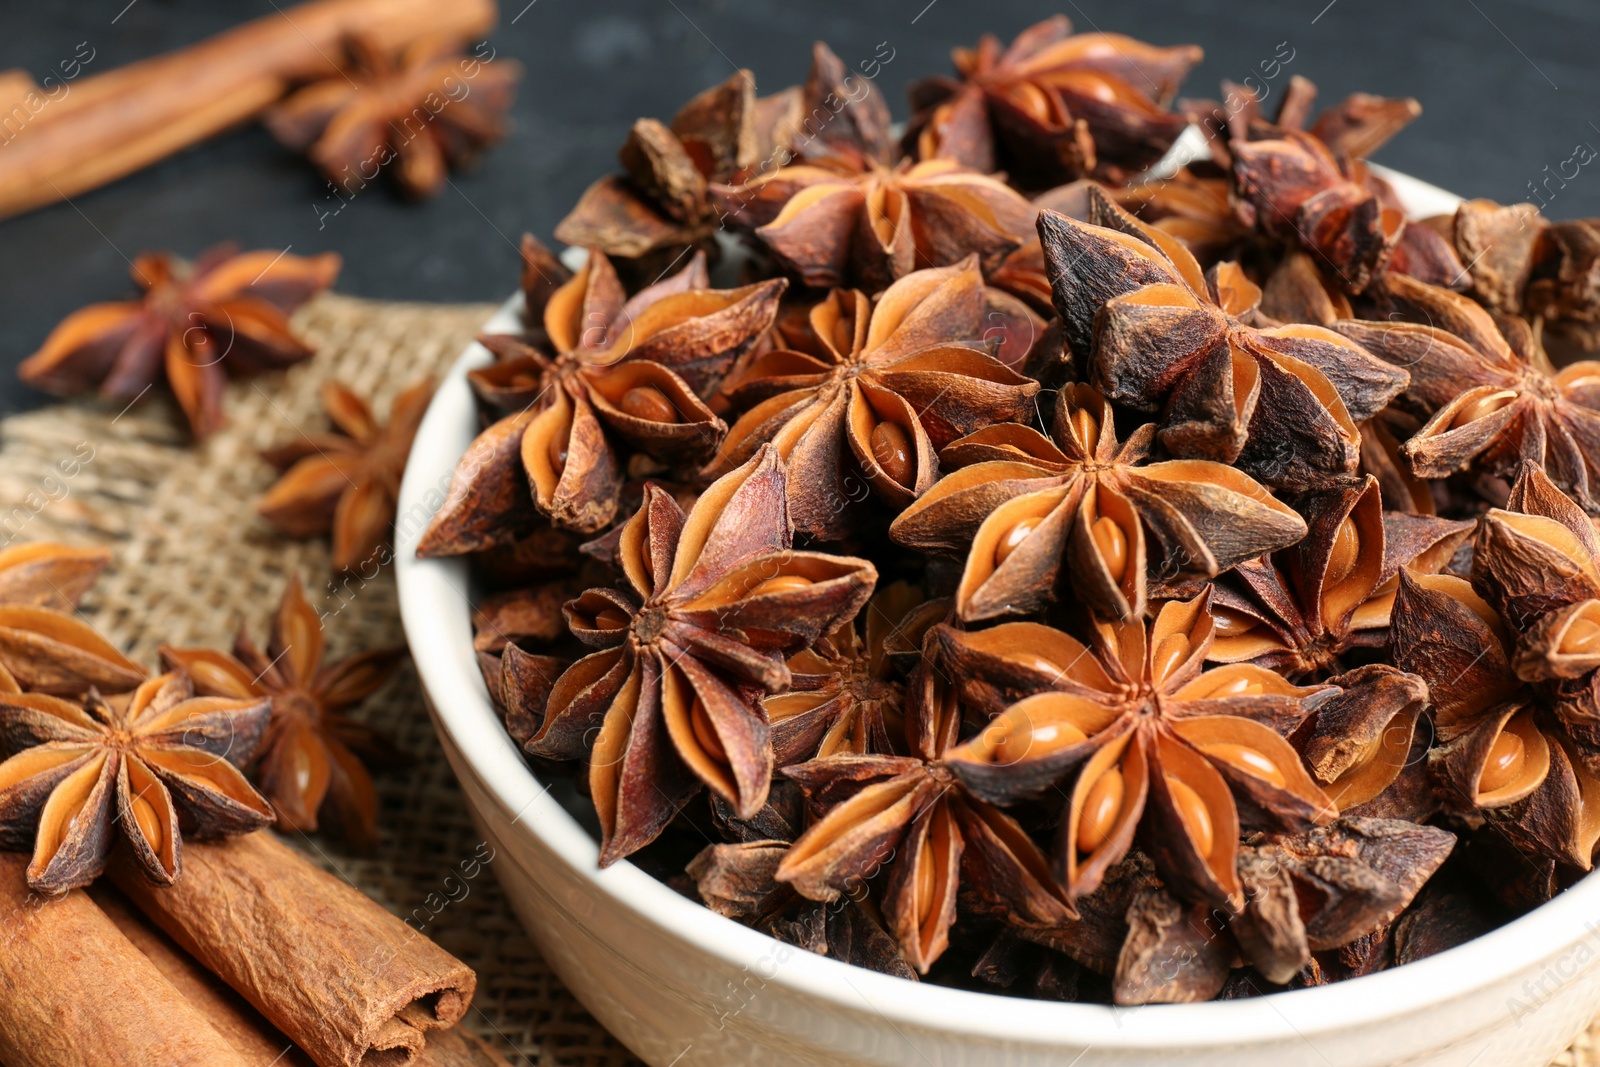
[[394, 168, 1600, 1048]]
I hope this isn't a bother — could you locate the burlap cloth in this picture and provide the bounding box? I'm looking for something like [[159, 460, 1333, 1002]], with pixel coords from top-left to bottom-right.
[[0, 291, 1593, 1067]]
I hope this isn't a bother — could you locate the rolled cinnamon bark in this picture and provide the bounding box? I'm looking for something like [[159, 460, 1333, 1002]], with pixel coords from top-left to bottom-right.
[[113, 831, 477, 1067], [0, 855, 248, 1067], [96, 886, 511, 1067]]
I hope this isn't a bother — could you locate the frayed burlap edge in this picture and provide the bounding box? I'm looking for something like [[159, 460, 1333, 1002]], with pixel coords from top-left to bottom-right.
[[0, 292, 640, 1067], [2, 290, 1596, 1067]]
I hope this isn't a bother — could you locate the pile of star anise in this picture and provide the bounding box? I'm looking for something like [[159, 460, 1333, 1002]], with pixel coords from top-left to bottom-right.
[[422, 19, 1600, 1004]]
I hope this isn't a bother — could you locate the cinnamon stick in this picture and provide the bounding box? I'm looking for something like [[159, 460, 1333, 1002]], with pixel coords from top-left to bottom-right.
[[113, 832, 477, 1067], [96, 887, 512, 1067], [0, 0, 498, 219], [0, 855, 248, 1067]]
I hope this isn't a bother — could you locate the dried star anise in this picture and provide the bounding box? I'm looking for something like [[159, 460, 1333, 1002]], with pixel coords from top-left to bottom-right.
[[525, 446, 876, 865], [0, 543, 109, 612], [1338, 272, 1600, 511], [905, 16, 1201, 189], [160, 576, 404, 846], [264, 35, 521, 199], [0, 671, 273, 894], [891, 383, 1306, 622], [0, 606, 146, 698], [257, 378, 434, 572], [20, 244, 340, 439], [421, 249, 784, 548], [939, 591, 1336, 908], [777, 640, 1073, 972], [764, 581, 926, 764], [715, 258, 1038, 539], [1206, 475, 1472, 679], [1038, 191, 1407, 490], [1391, 465, 1600, 868]]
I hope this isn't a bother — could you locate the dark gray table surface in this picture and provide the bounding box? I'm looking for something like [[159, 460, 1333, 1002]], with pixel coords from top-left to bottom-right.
[[2, 0, 1597, 416]]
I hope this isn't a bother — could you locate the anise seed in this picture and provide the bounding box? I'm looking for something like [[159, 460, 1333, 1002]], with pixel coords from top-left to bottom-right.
[[1326, 517, 1360, 587], [592, 606, 631, 630], [995, 719, 1085, 764], [1478, 730, 1526, 794], [548, 432, 568, 475], [1167, 775, 1214, 858], [1071, 408, 1099, 448], [1077, 768, 1125, 854], [131, 790, 163, 845], [1560, 616, 1600, 655], [871, 421, 914, 486], [1210, 608, 1260, 639], [1151, 634, 1191, 683], [1092, 516, 1129, 581], [620, 386, 680, 424], [994, 517, 1042, 568], [1448, 388, 1518, 430], [748, 574, 813, 597], [690, 697, 728, 763], [1204, 743, 1286, 787]]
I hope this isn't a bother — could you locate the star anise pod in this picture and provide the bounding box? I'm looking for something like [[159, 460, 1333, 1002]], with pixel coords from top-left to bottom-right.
[[939, 591, 1336, 908], [0, 671, 273, 894], [715, 257, 1038, 539], [1337, 272, 1600, 511], [525, 446, 877, 865], [776, 640, 1074, 973], [264, 35, 521, 199], [160, 576, 404, 846], [257, 378, 434, 572], [713, 151, 1035, 292], [0, 543, 109, 612], [764, 581, 926, 764], [1039, 190, 1407, 491], [0, 607, 146, 698], [556, 71, 765, 268], [20, 244, 340, 439], [1391, 465, 1600, 868], [904, 16, 1201, 189], [890, 383, 1306, 622], [420, 249, 784, 549], [1115, 817, 1453, 1002], [1206, 475, 1472, 679]]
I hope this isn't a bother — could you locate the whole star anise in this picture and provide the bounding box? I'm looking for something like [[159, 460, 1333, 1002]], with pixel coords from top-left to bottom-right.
[[1391, 465, 1600, 869], [715, 257, 1038, 539], [890, 384, 1307, 622], [764, 581, 926, 765], [257, 378, 434, 572], [0, 607, 146, 698], [938, 591, 1336, 908], [777, 638, 1074, 972], [524, 446, 877, 865], [1038, 190, 1407, 490], [1206, 475, 1472, 679], [905, 16, 1201, 189], [20, 244, 340, 439], [0, 543, 109, 612], [420, 249, 784, 549], [160, 576, 404, 846], [264, 35, 522, 199], [0, 672, 273, 894], [1337, 273, 1600, 512]]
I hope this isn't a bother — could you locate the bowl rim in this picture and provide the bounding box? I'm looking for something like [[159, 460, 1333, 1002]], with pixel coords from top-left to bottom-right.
[[395, 166, 1600, 1051]]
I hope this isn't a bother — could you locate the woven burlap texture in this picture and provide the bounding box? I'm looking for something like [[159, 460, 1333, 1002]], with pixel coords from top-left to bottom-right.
[[0, 291, 1592, 1067]]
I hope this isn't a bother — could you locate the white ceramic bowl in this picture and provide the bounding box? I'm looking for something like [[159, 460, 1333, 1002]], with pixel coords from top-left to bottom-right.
[[396, 169, 1600, 1067]]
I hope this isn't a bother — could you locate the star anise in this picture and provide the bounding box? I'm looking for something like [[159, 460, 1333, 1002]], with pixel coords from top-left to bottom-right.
[[905, 16, 1201, 189], [1337, 272, 1600, 511], [556, 71, 767, 269], [1392, 466, 1600, 869], [1038, 190, 1408, 490], [764, 581, 926, 765], [257, 378, 434, 572], [159, 576, 404, 846], [0, 671, 273, 894], [1206, 475, 1472, 679], [890, 384, 1307, 622], [20, 244, 340, 439], [938, 591, 1337, 908], [714, 258, 1038, 539], [420, 249, 784, 548], [777, 638, 1075, 972], [525, 446, 877, 865], [0, 607, 146, 698], [0, 543, 108, 612], [264, 35, 521, 199], [713, 151, 1035, 292]]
